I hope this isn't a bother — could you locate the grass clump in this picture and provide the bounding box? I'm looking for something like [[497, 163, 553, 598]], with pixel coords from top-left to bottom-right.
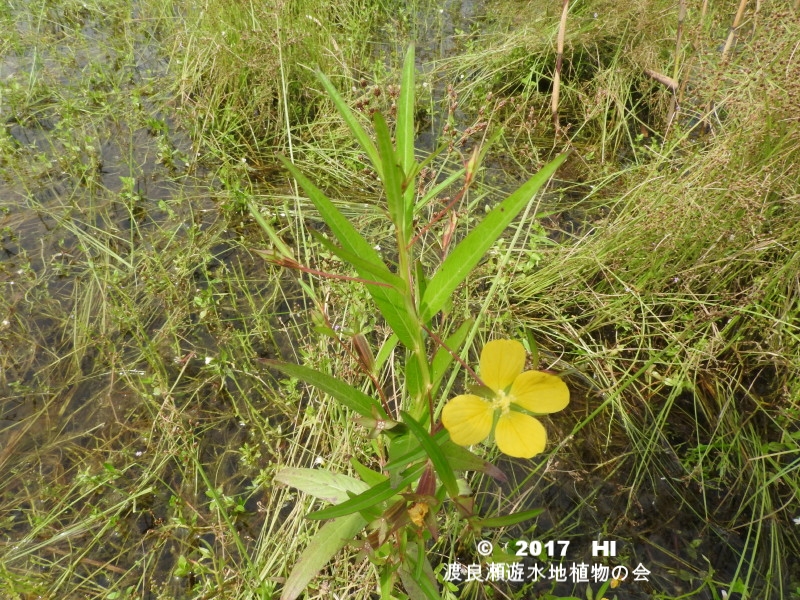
[[498, 5, 800, 598], [172, 0, 397, 163]]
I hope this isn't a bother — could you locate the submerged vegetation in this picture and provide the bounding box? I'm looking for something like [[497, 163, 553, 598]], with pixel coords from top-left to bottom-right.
[[1, 0, 798, 598]]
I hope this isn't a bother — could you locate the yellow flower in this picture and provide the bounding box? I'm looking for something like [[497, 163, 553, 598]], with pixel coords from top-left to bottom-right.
[[407, 501, 429, 527], [441, 339, 569, 458]]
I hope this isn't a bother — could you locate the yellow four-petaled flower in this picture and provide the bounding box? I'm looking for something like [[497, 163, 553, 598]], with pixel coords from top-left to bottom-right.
[[441, 339, 569, 458]]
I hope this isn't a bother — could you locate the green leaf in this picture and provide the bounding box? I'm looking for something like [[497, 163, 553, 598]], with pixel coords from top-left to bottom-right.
[[310, 230, 407, 292], [474, 507, 544, 529], [280, 512, 367, 600], [385, 429, 506, 481], [386, 430, 421, 475], [400, 411, 459, 498], [276, 157, 378, 266], [307, 464, 424, 520], [397, 44, 416, 184], [265, 360, 386, 419], [373, 112, 406, 236], [396, 44, 416, 237], [405, 357, 424, 405], [278, 156, 420, 348], [275, 468, 370, 504], [349, 458, 388, 487], [373, 334, 399, 373], [398, 543, 440, 600], [385, 429, 449, 474], [440, 441, 507, 482], [524, 329, 540, 368], [729, 577, 748, 594], [419, 152, 569, 322], [316, 70, 382, 179], [414, 260, 428, 304]]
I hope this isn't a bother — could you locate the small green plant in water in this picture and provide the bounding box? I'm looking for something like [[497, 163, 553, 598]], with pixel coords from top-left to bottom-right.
[[254, 45, 569, 600]]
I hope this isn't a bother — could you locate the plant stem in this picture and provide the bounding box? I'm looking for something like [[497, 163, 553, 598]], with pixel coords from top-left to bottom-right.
[[552, 0, 569, 133]]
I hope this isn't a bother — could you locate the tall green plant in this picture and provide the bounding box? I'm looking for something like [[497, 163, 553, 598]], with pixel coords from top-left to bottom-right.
[[255, 45, 569, 599]]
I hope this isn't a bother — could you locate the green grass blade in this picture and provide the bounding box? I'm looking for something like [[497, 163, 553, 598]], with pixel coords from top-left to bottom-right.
[[414, 167, 464, 214], [404, 142, 447, 193], [265, 360, 386, 419], [474, 508, 544, 529], [400, 411, 459, 498], [316, 69, 383, 179], [280, 513, 367, 600], [278, 155, 420, 347], [419, 152, 568, 323], [247, 199, 294, 258], [430, 319, 473, 395]]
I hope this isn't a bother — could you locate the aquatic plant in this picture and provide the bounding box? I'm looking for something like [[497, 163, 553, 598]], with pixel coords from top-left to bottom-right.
[[256, 45, 569, 599]]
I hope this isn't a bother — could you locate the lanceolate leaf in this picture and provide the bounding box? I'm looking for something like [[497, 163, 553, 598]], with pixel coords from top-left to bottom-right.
[[307, 464, 424, 520], [398, 544, 440, 600], [310, 230, 407, 292], [440, 440, 507, 482], [385, 430, 506, 481], [400, 411, 459, 498], [396, 44, 416, 239], [373, 334, 399, 373], [275, 468, 370, 505], [397, 44, 416, 183], [349, 458, 389, 487], [265, 360, 386, 419], [316, 70, 383, 179], [385, 429, 449, 474], [373, 112, 406, 236], [419, 153, 568, 323], [280, 512, 367, 600], [278, 156, 420, 348]]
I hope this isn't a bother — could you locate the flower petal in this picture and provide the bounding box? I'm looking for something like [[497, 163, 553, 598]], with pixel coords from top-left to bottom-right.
[[480, 339, 525, 392], [510, 370, 570, 414], [441, 395, 493, 446], [495, 411, 547, 458]]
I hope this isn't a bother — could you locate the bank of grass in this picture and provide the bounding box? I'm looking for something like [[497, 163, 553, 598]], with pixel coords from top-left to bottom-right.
[[442, 2, 800, 597], [171, 0, 418, 163], [1, 0, 799, 599], [0, 0, 329, 597]]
